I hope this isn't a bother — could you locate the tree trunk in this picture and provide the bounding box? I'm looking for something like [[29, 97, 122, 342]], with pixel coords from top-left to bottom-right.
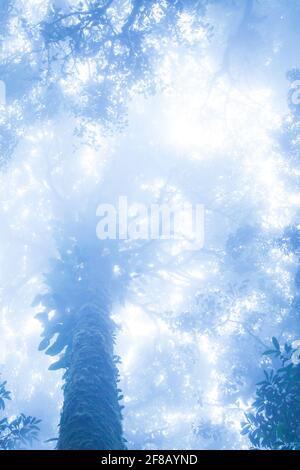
[[57, 303, 125, 450]]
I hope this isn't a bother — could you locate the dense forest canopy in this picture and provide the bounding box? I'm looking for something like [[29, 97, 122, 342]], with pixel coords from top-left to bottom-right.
[[1, 0, 300, 450]]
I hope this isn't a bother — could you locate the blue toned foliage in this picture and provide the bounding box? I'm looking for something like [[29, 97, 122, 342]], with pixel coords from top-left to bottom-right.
[[0, 0, 211, 166], [0, 379, 41, 450], [242, 339, 300, 450]]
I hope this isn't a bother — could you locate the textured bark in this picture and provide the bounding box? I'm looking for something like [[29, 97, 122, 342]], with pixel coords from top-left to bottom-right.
[[57, 304, 125, 450]]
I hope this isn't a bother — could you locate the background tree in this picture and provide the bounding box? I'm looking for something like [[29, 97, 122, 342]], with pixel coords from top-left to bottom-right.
[[239, 69, 300, 450]]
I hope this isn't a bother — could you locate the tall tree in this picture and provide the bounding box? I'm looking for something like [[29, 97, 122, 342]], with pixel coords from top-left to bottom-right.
[[33, 211, 129, 449]]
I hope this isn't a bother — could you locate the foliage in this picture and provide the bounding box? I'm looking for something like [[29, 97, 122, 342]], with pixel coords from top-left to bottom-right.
[[242, 338, 300, 450], [0, 380, 41, 450], [0, 0, 211, 166]]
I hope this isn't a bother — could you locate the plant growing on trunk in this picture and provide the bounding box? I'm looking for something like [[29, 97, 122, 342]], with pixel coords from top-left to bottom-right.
[[34, 225, 128, 449]]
